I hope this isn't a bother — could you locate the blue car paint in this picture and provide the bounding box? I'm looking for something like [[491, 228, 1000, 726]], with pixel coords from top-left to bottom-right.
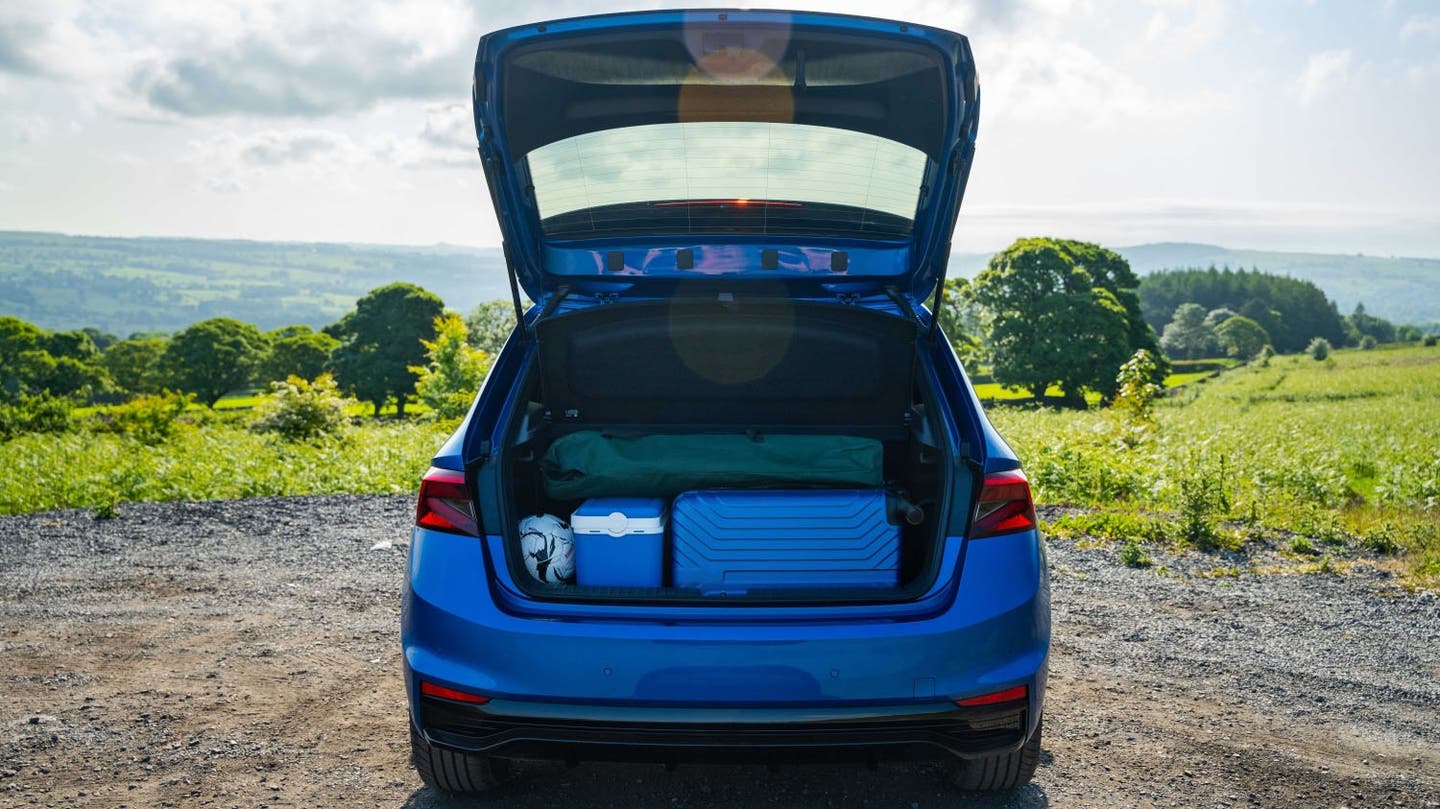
[[405, 8, 1046, 766], [403, 304, 1049, 743], [404, 521, 1047, 733], [472, 9, 980, 304]]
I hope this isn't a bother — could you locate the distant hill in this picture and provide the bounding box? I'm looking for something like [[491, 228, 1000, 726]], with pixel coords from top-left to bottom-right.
[[0, 231, 510, 337], [950, 242, 1440, 327], [2, 231, 1436, 335]]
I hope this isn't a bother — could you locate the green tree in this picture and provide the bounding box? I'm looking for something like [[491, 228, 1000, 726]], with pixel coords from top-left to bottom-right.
[[35, 355, 111, 400], [1160, 303, 1218, 359], [1345, 302, 1396, 345], [267, 324, 315, 339], [464, 299, 523, 356], [1112, 348, 1163, 423], [104, 338, 169, 397], [935, 277, 982, 367], [258, 331, 340, 383], [0, 317, 110, 401], [1215, 315, 1270, 360], [413, 313, 494, 418], [1204, 307, 1237, 327], [250, 374, 353, 442], [0, 317, 44, 399], [1048, 239, 1162, 365], [1138, 265, 1346, 353], [160, 317, 269, 406], [328, 283, 445, 417], [1307, 337, 1332, 360], [969, 238, 1133, 406], [81, 327, 119, 352], [42, 330, 102, 364]]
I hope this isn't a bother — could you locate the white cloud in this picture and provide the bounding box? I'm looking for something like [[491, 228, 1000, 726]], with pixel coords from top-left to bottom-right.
[[1140, 0, 1226, 56], [1400, 14, 1440, 40], [191, 128, 366, 192], [190, 110, 482, 192], [1406, 56, 1440, 86], [1296, 49, 1351, 106], [982, 38, 1154, 124]]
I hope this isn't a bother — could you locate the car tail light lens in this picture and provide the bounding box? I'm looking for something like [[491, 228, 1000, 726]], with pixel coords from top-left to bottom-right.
[[955, 684, 1028, 707], [419, 681, 491, 704], [415, 467, 479, 536], [970, 470, 1037, 538]]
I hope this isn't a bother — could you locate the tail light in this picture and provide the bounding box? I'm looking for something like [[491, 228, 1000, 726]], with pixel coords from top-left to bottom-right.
[[955, 684, 1028, 707], [415, 467, 479, 536], [970, 470, 1037, 538], [419, 680, 490, 704]]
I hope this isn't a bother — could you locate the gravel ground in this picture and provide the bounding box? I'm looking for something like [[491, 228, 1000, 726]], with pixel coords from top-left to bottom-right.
[[1, 496, 1437, 808]]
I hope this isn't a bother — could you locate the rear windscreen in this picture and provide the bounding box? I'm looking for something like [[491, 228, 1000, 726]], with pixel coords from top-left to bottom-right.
[[527, 122, 925, 238], [499, 26, 947, 239]]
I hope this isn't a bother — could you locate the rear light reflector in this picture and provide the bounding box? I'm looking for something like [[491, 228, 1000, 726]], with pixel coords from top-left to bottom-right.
[[955, 684, 1028, 707], [415, 467, 479, 536], [970, 470, 1037, 538], [419, 681, 491, 704]]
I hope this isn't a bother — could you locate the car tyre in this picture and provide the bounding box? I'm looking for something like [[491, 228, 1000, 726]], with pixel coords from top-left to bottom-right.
[[950, 714, 1042, 791], [410, 721, 511, 794]]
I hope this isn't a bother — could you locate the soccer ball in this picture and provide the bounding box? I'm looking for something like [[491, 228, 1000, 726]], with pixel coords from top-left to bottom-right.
[[518, 514, 576, 584]]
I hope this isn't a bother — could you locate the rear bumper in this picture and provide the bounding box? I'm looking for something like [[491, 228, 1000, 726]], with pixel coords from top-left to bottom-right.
[[417, 695, 1031, 764], [402, 524, 1050, 762]]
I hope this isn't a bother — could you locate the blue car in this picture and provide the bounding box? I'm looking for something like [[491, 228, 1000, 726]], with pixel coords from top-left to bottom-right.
[[403, 9, 1049, 794]]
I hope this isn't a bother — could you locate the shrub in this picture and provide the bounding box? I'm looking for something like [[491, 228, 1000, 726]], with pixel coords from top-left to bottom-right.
[[250, 374, 352, 442], [1306, 337, 1332, 360], [1112, 349, 1163, 423], [1287, 536, 1320, 556], [1045, 510, 1171, 543], [95, 391, 193, 445], [1117, 540, 1153, 568], [1424, 334, 1438, 347], [1359, 524, 1401, 556], [1358, 335, 1378, 350], [1256, 344, 1275, 367], [1176, 455, 1231, 550], [0, 393, 74, 441], [412, 314, 492, 419]]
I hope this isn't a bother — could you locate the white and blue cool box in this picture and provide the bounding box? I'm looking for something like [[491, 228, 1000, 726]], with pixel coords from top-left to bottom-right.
[[571, 497, 668, 587]]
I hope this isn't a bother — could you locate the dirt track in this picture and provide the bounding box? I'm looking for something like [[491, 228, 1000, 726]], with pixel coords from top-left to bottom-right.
[[2, 496, 1438, 807]]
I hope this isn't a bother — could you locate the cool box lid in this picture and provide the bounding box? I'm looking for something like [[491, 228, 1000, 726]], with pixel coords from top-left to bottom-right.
[[572, 497, 669, 537]]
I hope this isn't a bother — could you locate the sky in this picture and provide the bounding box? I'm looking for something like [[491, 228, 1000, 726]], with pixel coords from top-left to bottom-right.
[[1, 0, 1437, 257]]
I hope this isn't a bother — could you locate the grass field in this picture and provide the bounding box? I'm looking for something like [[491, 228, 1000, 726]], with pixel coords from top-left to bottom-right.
[[0, 419, 452, 515], [969, 358, 1234, 404], [3, 344, 1436, 585], [989, 343, 1440, 587]]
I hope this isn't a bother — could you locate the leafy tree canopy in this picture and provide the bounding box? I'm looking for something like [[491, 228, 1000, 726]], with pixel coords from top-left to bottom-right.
[[413, 313, 493, 419], [1215, 315, 1271, 359], [1345, 302, 1397, 345], [258, 332, 340, 384], [1139, 266, 1346, 353], [104, 338, 168, 398], [0, 316, 112, 401], [0, 317, 43, 398], [464, 300, 523, 356], [969, 238, 1134, 406], [328, 283, 444, 416], [935, 277, 982, 367], [160, 317, 269, 406], [1160, 303, 1218, 360]]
